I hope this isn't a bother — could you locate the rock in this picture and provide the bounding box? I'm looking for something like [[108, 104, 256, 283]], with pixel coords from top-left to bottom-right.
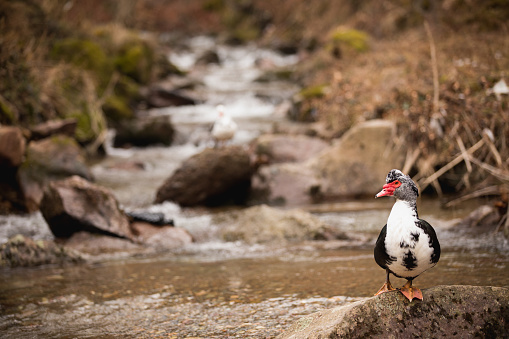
[[252, 120, 405, 205], [307, 119, 404, 198], [130, 222, 193, 249], [252, 134, 329, 164], [0, 126, 28, 213], [29, 118, 77, 141], [0, 126, 26, 167], [40, 176, 133, 239], [0, 234, 84, 268], [155, 146, 253, 206], [62, 232, 141, 256], [113, 114, 174, 147], [126, 211, 174, 226], [217, 204, 346, 244], [17, 135, 94, 211], [144, 86, 199, 108], [195, 49, 221, 65], [250, 163, 320, 206], [278, 285, 509, 338]]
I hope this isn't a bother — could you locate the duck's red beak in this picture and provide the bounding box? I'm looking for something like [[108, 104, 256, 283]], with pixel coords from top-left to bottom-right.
[[375, 182, 397, 198]]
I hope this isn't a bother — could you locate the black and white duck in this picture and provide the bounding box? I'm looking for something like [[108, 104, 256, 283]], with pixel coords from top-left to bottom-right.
[[374, 169, 441, 301]]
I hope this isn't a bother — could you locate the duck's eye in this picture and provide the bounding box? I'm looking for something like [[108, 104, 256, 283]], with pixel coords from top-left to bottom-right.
[[393, 180, 402, 187]]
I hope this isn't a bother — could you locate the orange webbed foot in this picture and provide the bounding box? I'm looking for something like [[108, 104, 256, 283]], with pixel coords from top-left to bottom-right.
[[374, 282, 396, 296], [399, 280, 423, 301]]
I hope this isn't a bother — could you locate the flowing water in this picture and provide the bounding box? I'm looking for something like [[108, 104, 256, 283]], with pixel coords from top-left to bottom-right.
[[1, 37, 508, 338]]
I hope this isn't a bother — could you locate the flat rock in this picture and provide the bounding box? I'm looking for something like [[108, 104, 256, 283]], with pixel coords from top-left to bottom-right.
[[216, 204, 346, 244], [40, 176, 133, 239], [0, 234, 84, 268], [278, 285, 509, 338], [155, 146, 253, 206], [29, 118, 77, 140]]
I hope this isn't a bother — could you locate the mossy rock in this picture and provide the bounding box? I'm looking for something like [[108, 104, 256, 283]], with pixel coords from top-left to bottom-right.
[[102, 95, 134, 124], [50, 38, 113, 74], [114, 40, 155, 84]]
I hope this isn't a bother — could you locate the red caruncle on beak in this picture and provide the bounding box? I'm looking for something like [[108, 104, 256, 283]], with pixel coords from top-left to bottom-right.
[[375, 180, 401, 198]]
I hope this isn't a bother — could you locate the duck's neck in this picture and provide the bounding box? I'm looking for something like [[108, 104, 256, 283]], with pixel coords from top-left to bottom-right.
[[387, 199, 419, 230]]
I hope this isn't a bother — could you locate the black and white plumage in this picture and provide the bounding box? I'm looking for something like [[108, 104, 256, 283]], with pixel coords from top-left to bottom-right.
[[374, 169, 440, 301]]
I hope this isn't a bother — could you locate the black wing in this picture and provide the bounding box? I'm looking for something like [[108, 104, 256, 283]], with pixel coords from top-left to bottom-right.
[[374, 225, 395, 269], [418, 219, 441, 264]]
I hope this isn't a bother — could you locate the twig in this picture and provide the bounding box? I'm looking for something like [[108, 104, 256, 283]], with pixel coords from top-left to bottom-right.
[[424, 21, 439, 114], [402, 148, 421, 174], [456, 135, 472, 173], [420, 138, 485, 192], [468, 156, 509, 182], [445, 185, 501, 207]]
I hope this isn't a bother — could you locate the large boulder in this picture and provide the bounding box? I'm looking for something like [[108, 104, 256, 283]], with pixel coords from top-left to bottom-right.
[[0, 126, 26, 167], [251, 120, 405, 205], [216, 204, 346, 244], [113, 114, 175, 148], [155, 146, 253, 206], [307, 119, 404, 198], [0, 234, 84, 268], [252, 134, 329, 164], [0, 126, 27, 213], [278, 285, 509, 338], [17, 135, 93, 211], [40, 176, 133, 239], [250, 163, 321, 206]]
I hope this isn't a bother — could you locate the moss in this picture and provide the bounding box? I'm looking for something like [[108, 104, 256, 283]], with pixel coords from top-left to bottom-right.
[[329, 27, 370, 53], [114, 41, 155, 84], [0, 98, 16, 124], [102, 95, 134, 123], [51, 38, 112, 74], [299, 84, 328, 99]]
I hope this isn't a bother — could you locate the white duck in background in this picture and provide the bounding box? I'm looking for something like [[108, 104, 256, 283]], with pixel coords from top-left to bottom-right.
[[212, 105, 237, 147]]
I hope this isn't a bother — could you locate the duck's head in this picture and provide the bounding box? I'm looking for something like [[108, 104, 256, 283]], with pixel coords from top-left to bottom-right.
[[375, 169, 418, 201]]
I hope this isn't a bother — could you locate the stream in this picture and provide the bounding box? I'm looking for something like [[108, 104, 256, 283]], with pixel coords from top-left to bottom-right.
[[1, 36, 509, 338]]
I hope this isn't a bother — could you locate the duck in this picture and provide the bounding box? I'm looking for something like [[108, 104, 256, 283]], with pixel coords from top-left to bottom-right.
[[211, 105, 237, 147], [374, 169, 440, 301]]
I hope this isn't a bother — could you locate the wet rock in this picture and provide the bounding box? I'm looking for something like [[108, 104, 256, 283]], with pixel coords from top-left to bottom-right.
[[17, 135, 93, 211], [126, 211, 174, 226], [40, 176, 133, 239], [144, 86, 199, 108], [0, 126, 26, 167], [113, 114, 174, 147], [217, 204, 346, 244], [155, 146, 253, 206], [278, 285, 509, 338], [252, 134, 329, 164], [29, 118, 77, 141], [131, 222, 193, 249], [0, 234, 84, 268], [195, 49, 221, 65], [62, 231, 141, 256]]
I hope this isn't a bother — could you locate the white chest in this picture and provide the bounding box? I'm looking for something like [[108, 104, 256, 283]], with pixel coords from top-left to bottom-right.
[[384, 200, 435, 278]]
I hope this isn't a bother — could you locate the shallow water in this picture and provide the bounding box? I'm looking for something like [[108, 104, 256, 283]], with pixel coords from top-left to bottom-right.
[[1, 36, 508, 338]]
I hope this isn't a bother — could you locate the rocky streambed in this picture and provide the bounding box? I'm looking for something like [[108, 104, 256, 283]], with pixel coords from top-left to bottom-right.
[[1, 36, 509, 338]]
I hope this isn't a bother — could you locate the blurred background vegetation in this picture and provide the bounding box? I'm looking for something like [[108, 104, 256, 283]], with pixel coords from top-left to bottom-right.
[[1, 0, 508, 206]]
